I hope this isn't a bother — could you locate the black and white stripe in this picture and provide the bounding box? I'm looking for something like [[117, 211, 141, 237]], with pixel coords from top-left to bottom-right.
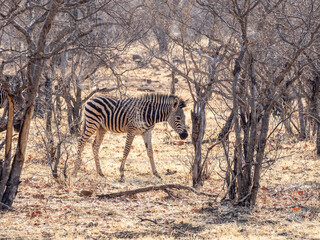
[[73, 93, 188, 181]]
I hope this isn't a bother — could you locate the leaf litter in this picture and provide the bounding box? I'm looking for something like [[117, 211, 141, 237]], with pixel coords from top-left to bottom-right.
[[0, 58, 319, 240]]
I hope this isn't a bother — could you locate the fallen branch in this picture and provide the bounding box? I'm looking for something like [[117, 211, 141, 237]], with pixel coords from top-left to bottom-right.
[[97, 184, 218, 199]]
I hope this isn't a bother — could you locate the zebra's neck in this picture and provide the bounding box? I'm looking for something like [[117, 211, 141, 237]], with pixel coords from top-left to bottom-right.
[[136, 98, 173, 126], [153, 101, 172, 124]]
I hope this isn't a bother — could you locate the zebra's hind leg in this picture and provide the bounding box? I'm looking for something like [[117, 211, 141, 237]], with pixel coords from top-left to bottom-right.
[[119, 132, 136, 182], [142, 130, 161, 179], [73, 119, 98, 177], [73, 134, 90, 177], [92, 127, 107, 177]]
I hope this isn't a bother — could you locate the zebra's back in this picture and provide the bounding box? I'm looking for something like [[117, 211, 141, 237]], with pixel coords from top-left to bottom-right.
[[84, 96, 135, 133]]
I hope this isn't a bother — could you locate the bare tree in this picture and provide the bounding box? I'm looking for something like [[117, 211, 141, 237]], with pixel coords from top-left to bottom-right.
[[207, 0, 320, 206], [144, 0, 320, 206], [0, 0, 146, 208]]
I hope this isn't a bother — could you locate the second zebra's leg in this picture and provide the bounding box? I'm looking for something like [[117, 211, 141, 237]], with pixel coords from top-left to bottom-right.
[[92, 127, 106, 177], [119, 132, 135, 182], [142, 130, 161, 179]]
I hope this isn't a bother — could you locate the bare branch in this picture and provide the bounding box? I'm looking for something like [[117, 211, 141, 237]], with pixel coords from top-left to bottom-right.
[[82, 87, 119, 104]]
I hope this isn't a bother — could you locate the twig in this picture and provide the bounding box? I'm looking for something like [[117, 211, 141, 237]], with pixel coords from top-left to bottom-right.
[[163, 188, 176, 199], [200, 129, 232, 175], [236, 192, 252, 205], [137, 216, 158, 224], [82, 87, 118, 104], [97, 184, 218, 199]]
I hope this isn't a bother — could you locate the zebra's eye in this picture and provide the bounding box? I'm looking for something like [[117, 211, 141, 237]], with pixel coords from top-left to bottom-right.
[[176, 116, 181, 120]]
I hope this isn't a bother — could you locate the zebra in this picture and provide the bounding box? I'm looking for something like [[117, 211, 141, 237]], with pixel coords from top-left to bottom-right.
[[72, 93, 188, 182]]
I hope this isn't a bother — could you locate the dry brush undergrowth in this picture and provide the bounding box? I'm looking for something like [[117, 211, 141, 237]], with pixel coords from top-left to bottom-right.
[[1, 59, 320, 240]]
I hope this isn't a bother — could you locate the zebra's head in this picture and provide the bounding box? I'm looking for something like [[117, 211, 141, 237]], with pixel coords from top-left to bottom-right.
[[168, 97, 188, 140]]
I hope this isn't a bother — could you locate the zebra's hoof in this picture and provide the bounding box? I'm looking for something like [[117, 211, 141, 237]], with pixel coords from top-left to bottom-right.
[[98, 172, 105, 177]]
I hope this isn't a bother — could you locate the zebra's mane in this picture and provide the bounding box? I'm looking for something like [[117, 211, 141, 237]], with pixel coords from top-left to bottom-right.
[[137, 93, 186, 108]]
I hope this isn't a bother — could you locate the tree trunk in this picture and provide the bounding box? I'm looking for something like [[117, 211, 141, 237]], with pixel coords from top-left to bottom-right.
[[317, 124, 320, 156], [171, 70, 176, 95], [229, 152, 237, 200], [218, 111, 233, 141], [55, 85, 62, 126], [241, 55, 257, 204], [1, 103, 35, 207], [44, 76, 57, 174], [315, 76, 320, 156], [309, 76, 320, 154], [250, 111, 271, 206], [232, 44, 247, 203], [153, 26, 168, 53], [45, 76, 53, 134], [72, 84, 82, 136], [0, 94, 14, 203], [63, 81, 75, 135], [2, 55, 43, 207], [191, 101, 206, 187]]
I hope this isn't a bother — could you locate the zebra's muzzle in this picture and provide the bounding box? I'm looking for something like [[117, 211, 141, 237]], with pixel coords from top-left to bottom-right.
[[179, 130, 188, 140]]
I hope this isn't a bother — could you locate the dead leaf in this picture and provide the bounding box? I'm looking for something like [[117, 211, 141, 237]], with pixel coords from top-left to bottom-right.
[[79, 189, 93, 197]]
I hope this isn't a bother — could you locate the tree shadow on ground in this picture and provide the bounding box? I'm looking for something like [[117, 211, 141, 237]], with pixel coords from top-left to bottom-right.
[[96, 206, 250, 239]]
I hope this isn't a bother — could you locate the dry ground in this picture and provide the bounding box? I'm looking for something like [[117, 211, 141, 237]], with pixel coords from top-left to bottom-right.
[[0, 56, 320, 239]]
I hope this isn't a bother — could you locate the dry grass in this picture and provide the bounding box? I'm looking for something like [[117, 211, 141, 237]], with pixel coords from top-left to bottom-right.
[[0, 57, 320, 240]]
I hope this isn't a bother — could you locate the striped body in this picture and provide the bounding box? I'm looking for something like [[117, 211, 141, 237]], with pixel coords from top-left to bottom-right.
[[84, 95, 176, 133], [73, 94, 188, 181]]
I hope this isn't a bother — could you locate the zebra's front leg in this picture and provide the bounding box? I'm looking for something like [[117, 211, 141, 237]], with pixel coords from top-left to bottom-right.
[[119, 132, 135, 182], [92, 128, 106, 177], [142, 130, 161, 179]]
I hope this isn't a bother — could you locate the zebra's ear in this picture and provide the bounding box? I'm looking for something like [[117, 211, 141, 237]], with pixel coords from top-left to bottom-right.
[[179, 100, 186, 108], [173, 98, 179, 110]]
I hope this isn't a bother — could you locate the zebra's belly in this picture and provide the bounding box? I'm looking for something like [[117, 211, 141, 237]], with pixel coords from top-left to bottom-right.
[[101, 124, 128, 133], [101, 123, 150, 135]]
